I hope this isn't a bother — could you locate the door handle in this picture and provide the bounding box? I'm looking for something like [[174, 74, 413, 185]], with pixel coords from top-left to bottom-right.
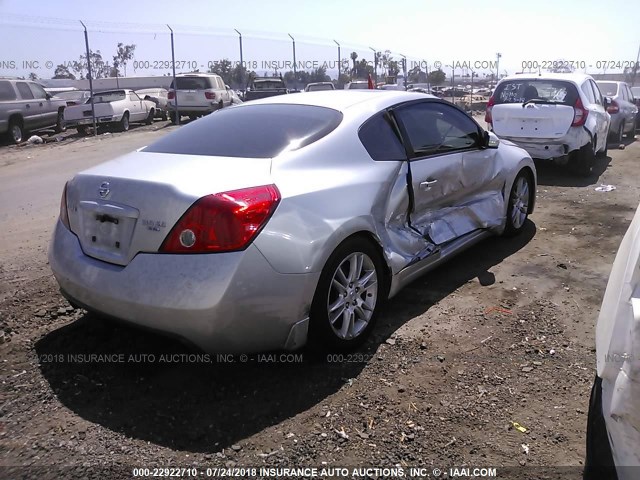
[[419, 179, 438, 189], [25, 104, 30, 108]]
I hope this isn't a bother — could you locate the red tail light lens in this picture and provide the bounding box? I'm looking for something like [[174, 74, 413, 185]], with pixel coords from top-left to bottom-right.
[[205, 91, 216, 100], [572, 97, 589, 126], [59, 182, 70, 229], [607, 100, 619, 114], [485, 95, 495, 125], [167, 90, 175, 100], [160, 185, 281, 253]]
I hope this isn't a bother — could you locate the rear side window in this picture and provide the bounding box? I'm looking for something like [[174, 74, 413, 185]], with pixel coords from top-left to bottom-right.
[[29, 83, 47, 99], [172, 77, 214, 90], [581, 82, 595, 104], [144, 104, 343, 158], [0, 81, 17, 100], [597, 82, 618, 97], [493, 80, 578, 105], [358, 113, 406, 161], [16, 82, 34, 100]]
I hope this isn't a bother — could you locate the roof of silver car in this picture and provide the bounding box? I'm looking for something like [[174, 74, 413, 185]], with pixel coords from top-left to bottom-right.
[[241, 90, 435, 112]]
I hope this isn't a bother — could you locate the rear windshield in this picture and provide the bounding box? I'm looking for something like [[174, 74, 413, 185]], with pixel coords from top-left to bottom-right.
[[307, 84, 334, 91], [253, 80, 285, 90], [0, 81, 17, 101], [56, 91, 88, 100], [91, 91, 126, 103], [597, 82, 618, 96], [493, 80, 578, 105], [348, 83, 370, 90], [143, 104, 343, 158], [171, 77, 214, 90]]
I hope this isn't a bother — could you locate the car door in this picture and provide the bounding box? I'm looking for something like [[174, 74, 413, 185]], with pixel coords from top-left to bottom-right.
[[589, 80, 610, 149], [393, 101, 504, 245], [28, 82, 57, 128], [15, 81, 40, 130], [128, 91, 144, 121], [623, 84, 638, 129]]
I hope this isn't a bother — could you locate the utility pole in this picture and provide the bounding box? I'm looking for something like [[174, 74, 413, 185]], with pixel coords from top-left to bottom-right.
[[288, 34, 297, 91], [167, 25, 179, 125], [79, 21, 97, 136], [234, 29, 244, 94], [333, 40, 341, 82], [496, 52, 502, 84]]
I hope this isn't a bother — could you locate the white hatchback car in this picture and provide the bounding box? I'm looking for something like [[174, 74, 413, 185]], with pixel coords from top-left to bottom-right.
[[486, 73, 611, 176]]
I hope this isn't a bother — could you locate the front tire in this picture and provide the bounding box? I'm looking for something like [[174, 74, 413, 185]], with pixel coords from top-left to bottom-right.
[[309, 238, 386, 351], [8, 118, 24, 144], [584, 376, 618, 480], [55, 111, 66, 133], [503, 171, 532, 237]]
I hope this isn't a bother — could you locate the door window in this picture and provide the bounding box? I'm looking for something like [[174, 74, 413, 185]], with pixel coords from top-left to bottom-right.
[[16, 82, 34, 100], [394, 102, 481, 158], [129, 92, 141, 102], [28, 83, 48, 99]]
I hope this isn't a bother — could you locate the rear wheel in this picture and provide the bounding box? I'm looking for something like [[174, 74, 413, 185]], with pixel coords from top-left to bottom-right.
[[570, 142, 595, 177], [218, 100, 224, 110], [169, 111, 178, 124], [76, 126, 88, 136], [118, 112, 130, 132], [145, 109, 154, 125], [161, 110, 168, 121], [503, 171, 532, 237], [309, 238, 386, 352], [8, 118, 24, 144]]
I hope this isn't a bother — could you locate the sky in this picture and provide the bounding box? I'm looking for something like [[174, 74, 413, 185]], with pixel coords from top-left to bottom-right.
[[1, 0, 639, 80]]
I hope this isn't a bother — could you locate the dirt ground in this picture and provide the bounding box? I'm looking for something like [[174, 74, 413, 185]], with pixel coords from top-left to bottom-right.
[[0, 120, 639, 480]]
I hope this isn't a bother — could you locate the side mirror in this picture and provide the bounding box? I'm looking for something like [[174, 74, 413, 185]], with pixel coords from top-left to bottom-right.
[[483, 130, 500, 149]]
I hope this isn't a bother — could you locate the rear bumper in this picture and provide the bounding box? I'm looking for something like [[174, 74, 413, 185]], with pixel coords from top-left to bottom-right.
[[48, 220, 318, 353], [66, 115, 119, 127], [499, 128, 590, 160], [167, 104, 219, 115]]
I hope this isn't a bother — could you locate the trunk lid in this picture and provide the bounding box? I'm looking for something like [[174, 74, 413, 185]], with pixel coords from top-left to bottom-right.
[[492, 103, 575, 139], [66, 151, 273, 266]]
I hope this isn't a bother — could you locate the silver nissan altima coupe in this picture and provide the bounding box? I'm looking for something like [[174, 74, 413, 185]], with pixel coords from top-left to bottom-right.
[[49, 91, 536, 353]]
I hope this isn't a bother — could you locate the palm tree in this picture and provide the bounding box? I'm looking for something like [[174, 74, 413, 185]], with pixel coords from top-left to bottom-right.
[[350, 52, 358, 79]]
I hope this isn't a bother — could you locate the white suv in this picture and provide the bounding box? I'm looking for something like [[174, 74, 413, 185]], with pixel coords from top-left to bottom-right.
[[486, 73, 611, 176], [167, 74, 232, 124]]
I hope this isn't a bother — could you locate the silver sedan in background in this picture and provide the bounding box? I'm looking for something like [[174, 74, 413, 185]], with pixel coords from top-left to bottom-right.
[[49, 91, 536, 353]]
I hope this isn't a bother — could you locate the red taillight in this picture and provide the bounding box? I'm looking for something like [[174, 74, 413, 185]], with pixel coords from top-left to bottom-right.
[[160, 185, 281, 253], [572, 97, 589, 127], [607, 100, 619, 114], [167, 90, 175, 100], [485, 95, 495, 125], [59, 182, 70, 229], [205, 91, 216, 100]]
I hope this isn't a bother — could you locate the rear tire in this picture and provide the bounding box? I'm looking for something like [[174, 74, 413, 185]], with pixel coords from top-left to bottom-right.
[[218, 100, 224, 110], [145, 109, 154, 125], [161, 111, 168, 121], [309, 237, 386, 352], [503, 171, 532, 237], [76, 126, 88, 136], [169, 111, 178, 124], [569, 142, 595, 177], [623, 121, 635, 139], [8, 117, 24, 144], [118, 112, 130, 132], [583, 376, 618, 480]]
